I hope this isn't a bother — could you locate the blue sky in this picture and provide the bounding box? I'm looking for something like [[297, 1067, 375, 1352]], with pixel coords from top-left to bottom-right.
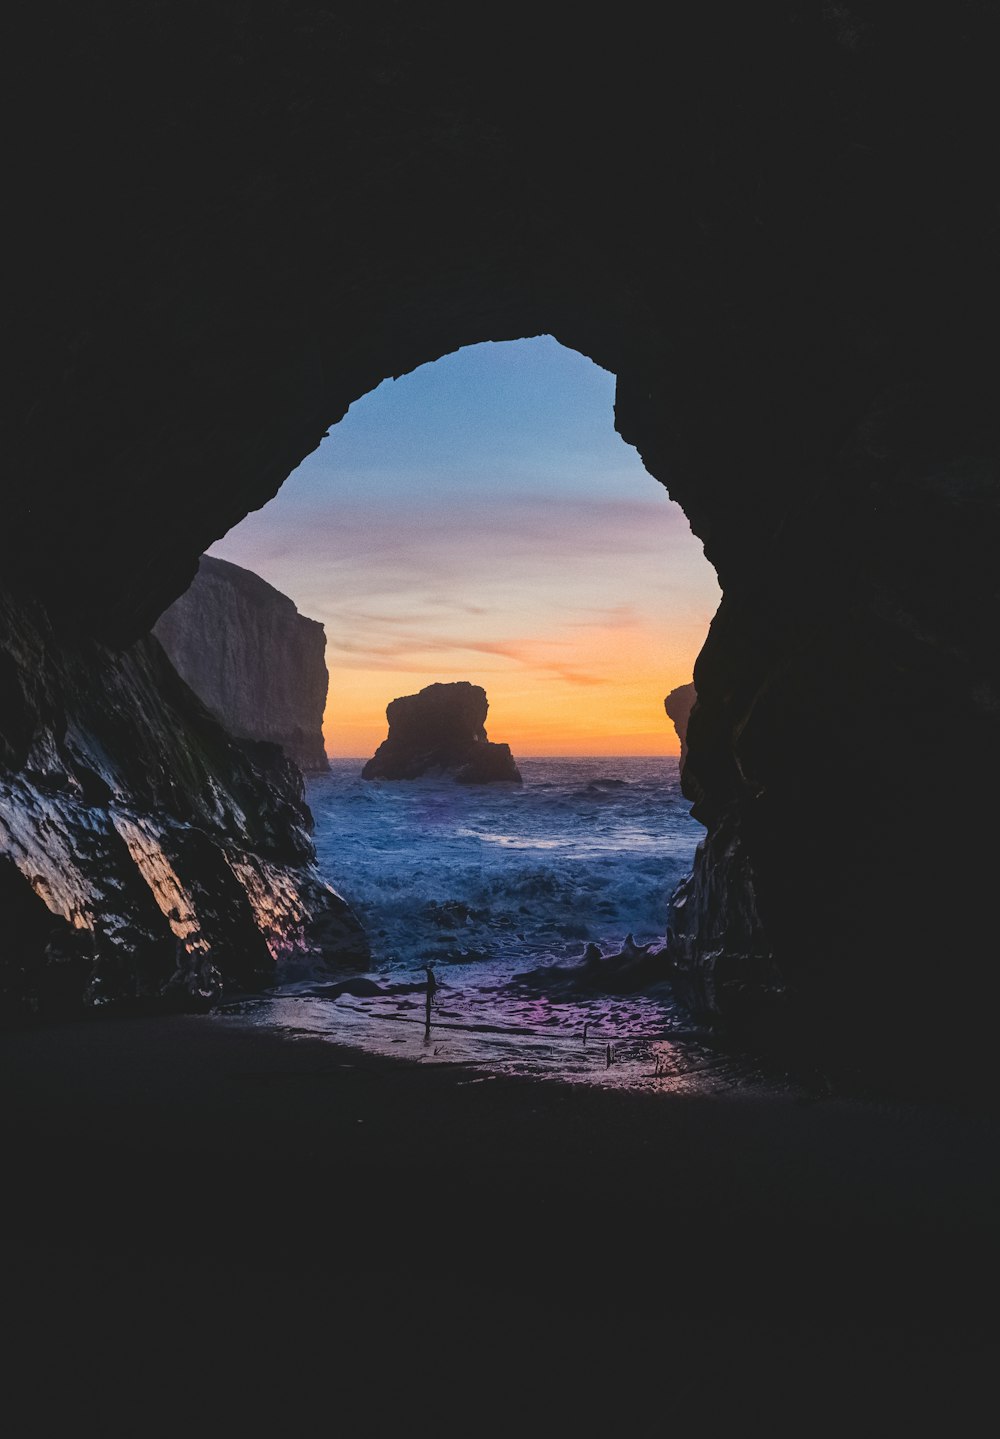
[[209, 336, 720, 755]]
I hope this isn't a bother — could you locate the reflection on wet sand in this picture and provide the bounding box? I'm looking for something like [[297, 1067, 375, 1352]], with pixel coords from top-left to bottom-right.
[[215, 987, 775, 1098]]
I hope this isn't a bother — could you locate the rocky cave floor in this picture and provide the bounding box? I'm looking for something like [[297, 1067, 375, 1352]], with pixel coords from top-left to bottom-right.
[[1, 1009, 997, 1432]]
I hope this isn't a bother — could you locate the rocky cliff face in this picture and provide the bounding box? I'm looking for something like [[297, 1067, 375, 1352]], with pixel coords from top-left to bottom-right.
[[664, 684, 696, 770], [154, 555, 329, 773], [0, 586, 365, 1014], [362, 683, 521, 783], [2, 4, 999, 1082]]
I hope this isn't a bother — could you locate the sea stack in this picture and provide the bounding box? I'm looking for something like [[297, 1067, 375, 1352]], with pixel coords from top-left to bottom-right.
[[362, 682, 521, 783], [664, 683, 696, 769], [154, 556, 330, 773]]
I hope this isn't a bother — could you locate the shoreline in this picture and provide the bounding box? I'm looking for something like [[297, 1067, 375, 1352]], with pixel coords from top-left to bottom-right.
[[2, 1009, 997, 1427]]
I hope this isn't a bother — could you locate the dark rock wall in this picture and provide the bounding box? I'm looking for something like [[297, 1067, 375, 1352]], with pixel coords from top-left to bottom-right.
[[669, 385, 1000, 1071], [2, 4, 999, 1075], [664, 685, 696, 770], [154, 555, 330, 773], [362, 683, 521, 783], [0, 586, 364, 1014]]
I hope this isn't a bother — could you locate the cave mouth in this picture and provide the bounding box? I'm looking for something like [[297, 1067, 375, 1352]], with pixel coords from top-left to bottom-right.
[[205, 335, 721, 765], [163, 336, 721, 1085]]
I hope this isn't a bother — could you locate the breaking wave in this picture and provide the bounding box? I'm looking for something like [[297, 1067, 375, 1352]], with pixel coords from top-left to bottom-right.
[[218, 757, 724, 1089]]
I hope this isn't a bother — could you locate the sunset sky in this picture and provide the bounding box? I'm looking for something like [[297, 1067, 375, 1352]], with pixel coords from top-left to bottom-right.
[[209, 337, 720, 757]]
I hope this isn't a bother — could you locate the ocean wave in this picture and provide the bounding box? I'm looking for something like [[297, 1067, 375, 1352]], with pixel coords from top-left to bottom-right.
[[307, 756, 700, 986]]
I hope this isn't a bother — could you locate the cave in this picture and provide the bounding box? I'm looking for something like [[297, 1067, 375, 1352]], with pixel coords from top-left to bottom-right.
[[3, 3, 999, 1091], [3, 7, 1000, 1424]]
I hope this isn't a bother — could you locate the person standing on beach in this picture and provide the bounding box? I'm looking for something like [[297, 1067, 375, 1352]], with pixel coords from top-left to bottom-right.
[[424, 963, 437, 1041]]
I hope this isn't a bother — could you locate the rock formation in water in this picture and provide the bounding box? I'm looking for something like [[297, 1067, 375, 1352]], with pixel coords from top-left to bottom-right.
[[0, 586, 365, 1015], [154, 555, 329, 773], [513, 936, 668, 998], [362, 683, 521, 783], [3, 5, 1000, 1082], [664, 684, 696, 770]]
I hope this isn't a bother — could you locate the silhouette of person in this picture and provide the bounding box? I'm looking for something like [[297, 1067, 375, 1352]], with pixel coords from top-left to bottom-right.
[[424, 963, 437, 1041]]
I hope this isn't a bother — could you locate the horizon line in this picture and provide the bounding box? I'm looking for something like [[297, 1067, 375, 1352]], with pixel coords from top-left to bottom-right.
[[323, 753, 681, 761]]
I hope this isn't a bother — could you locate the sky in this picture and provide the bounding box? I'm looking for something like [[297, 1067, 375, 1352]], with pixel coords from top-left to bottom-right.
[[208, 336, 720, 757]]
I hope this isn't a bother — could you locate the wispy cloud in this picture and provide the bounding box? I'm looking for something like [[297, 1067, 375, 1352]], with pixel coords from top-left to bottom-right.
[[544, 665, 608, 687], [328, 634, 526, 662]]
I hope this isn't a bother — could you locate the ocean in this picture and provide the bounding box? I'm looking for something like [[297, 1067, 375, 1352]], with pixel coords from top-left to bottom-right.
[[217, 757, 751, 1090]]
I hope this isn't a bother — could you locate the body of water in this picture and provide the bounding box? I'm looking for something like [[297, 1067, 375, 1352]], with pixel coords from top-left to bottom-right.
[[217, 758, 759, 1091]]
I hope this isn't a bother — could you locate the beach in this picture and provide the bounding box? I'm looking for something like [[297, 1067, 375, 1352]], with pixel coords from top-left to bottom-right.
[[1, 1010, 997, 1432]]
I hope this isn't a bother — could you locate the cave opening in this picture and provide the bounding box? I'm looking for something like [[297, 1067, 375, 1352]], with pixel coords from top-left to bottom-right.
[[170, 336, 721, 1083], [205, 335, 720, 763]]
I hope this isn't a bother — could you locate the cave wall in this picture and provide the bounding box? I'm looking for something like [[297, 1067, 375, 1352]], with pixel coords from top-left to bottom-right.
[[664, 684, 696, 770], [0, 586, 364, 1014], [154, 555, 330, 773], [2, 3, 999, 1073]]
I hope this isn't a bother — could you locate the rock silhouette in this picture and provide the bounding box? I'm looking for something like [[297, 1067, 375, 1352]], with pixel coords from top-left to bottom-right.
[[664, 684, 696, 770], [513, 935, 668, 998], [362, 682, 521, 784]]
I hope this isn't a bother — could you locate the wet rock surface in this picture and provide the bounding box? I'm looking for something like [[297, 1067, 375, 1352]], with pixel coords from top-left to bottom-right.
[[0, 587, 365, 1015], [362, 682, 521, 783], [513, 935, 671, 999], [155, 555, 330, 773]]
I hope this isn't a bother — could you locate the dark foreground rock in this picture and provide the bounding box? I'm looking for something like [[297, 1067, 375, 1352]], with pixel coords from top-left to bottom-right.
[[3, 1015, 996, 1432], [513, 935, 670, 998], [664, 683, 696, 770], [0, 586, 365, 1015], [362, 682, 521, 783], [154, 555, 330, 773]]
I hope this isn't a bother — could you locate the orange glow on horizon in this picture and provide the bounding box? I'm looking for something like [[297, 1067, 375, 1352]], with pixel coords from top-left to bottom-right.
[[322, 613, 694, 759]]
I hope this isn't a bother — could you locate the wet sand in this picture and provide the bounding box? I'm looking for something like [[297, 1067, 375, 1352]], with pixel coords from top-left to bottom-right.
[[1, 1011, 997, 1432]]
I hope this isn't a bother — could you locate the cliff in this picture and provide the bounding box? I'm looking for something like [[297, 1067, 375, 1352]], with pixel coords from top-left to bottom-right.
[[0, 586, 365, 1015], [154, 556, 329, 773], [664, 683, 696, 769], [362, 683, 522, 783]]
